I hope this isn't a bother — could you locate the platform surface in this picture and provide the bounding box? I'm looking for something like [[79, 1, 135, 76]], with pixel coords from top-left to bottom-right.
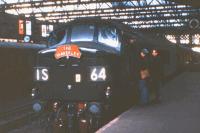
[[98, 72, 200, 133], [0, 42, 46, 49]]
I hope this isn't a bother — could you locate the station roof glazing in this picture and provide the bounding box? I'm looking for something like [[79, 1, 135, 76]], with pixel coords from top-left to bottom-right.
[[0, 0, 200, 33], [0, 0, 200, 45]]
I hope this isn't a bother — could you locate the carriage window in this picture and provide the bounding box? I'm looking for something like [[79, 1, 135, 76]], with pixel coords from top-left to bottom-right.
[[98, 26, 121, 51], [71, 25, 95, 42], [48, 29, 68, 46]]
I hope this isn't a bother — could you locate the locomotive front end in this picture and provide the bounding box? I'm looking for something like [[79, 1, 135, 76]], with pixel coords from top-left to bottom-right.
[[31, 20, 121, 132], [32, 44, 112, 102]]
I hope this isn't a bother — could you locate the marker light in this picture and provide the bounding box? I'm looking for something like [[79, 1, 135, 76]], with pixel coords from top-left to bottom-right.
[[75, 74, 81, 82], [105, 86, 111, 98]]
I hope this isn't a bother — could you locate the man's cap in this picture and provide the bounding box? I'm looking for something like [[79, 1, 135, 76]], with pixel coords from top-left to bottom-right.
[[141, 48, 149, 55]]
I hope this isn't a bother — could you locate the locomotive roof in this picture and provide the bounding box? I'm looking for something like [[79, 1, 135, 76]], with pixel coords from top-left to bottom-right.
[[52, 18, 176, 48], [54, 17, 134, 34]]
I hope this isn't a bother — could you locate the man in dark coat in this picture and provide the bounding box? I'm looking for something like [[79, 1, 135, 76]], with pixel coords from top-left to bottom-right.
[[138, 48, 151, 105], [150, 49, 163, 102]]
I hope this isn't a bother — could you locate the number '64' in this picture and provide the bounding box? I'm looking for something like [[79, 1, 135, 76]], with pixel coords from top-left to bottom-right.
[[90, 67, 106, 81]]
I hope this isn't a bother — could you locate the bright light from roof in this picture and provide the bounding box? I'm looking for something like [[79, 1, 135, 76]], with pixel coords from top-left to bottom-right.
[[165, 35, 177, 43], [0, 0, 191, 29], [192, 47, 200, 53], [192, 34, 200, 45]]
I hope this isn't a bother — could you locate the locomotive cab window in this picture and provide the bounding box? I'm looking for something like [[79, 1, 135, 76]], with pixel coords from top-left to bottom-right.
[[71, 25, 95, 42], [98, 26, 121, 51], [48, 29, 68, 46]]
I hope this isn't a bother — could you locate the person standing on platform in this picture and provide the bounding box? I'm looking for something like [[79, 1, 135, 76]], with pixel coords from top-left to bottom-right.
[[138, 48, 151, 105], [150, 49, 163, 103]]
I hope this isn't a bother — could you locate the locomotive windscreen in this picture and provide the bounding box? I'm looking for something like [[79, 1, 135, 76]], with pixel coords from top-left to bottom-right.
[[48, 29, 68, 46], [48, 24, 121, 54], [71, 25, 95, 42]]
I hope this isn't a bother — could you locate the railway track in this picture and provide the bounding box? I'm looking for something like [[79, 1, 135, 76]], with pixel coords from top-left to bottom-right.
[[0, 102, 41, 132]]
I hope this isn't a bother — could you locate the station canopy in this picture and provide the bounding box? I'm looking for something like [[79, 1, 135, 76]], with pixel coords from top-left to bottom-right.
[[0, 0, 200, 45], [0, 0, 199, 29]]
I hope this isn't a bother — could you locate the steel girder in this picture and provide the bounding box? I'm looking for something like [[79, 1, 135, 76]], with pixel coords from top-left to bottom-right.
[[0, 0, 200, 33]]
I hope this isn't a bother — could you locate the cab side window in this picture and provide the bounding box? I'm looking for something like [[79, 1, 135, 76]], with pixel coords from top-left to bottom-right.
[[98, 25, 121, 51]]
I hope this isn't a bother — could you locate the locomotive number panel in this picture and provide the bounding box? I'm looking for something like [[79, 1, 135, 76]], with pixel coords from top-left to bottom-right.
[[89, 66, 107, 82]]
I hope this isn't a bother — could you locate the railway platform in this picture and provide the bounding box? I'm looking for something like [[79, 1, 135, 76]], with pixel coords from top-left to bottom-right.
[[98, 72, 200, 133]]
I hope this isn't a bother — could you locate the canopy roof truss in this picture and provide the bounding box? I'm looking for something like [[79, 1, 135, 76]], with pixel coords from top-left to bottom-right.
[[0, 0, 200, 33]]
